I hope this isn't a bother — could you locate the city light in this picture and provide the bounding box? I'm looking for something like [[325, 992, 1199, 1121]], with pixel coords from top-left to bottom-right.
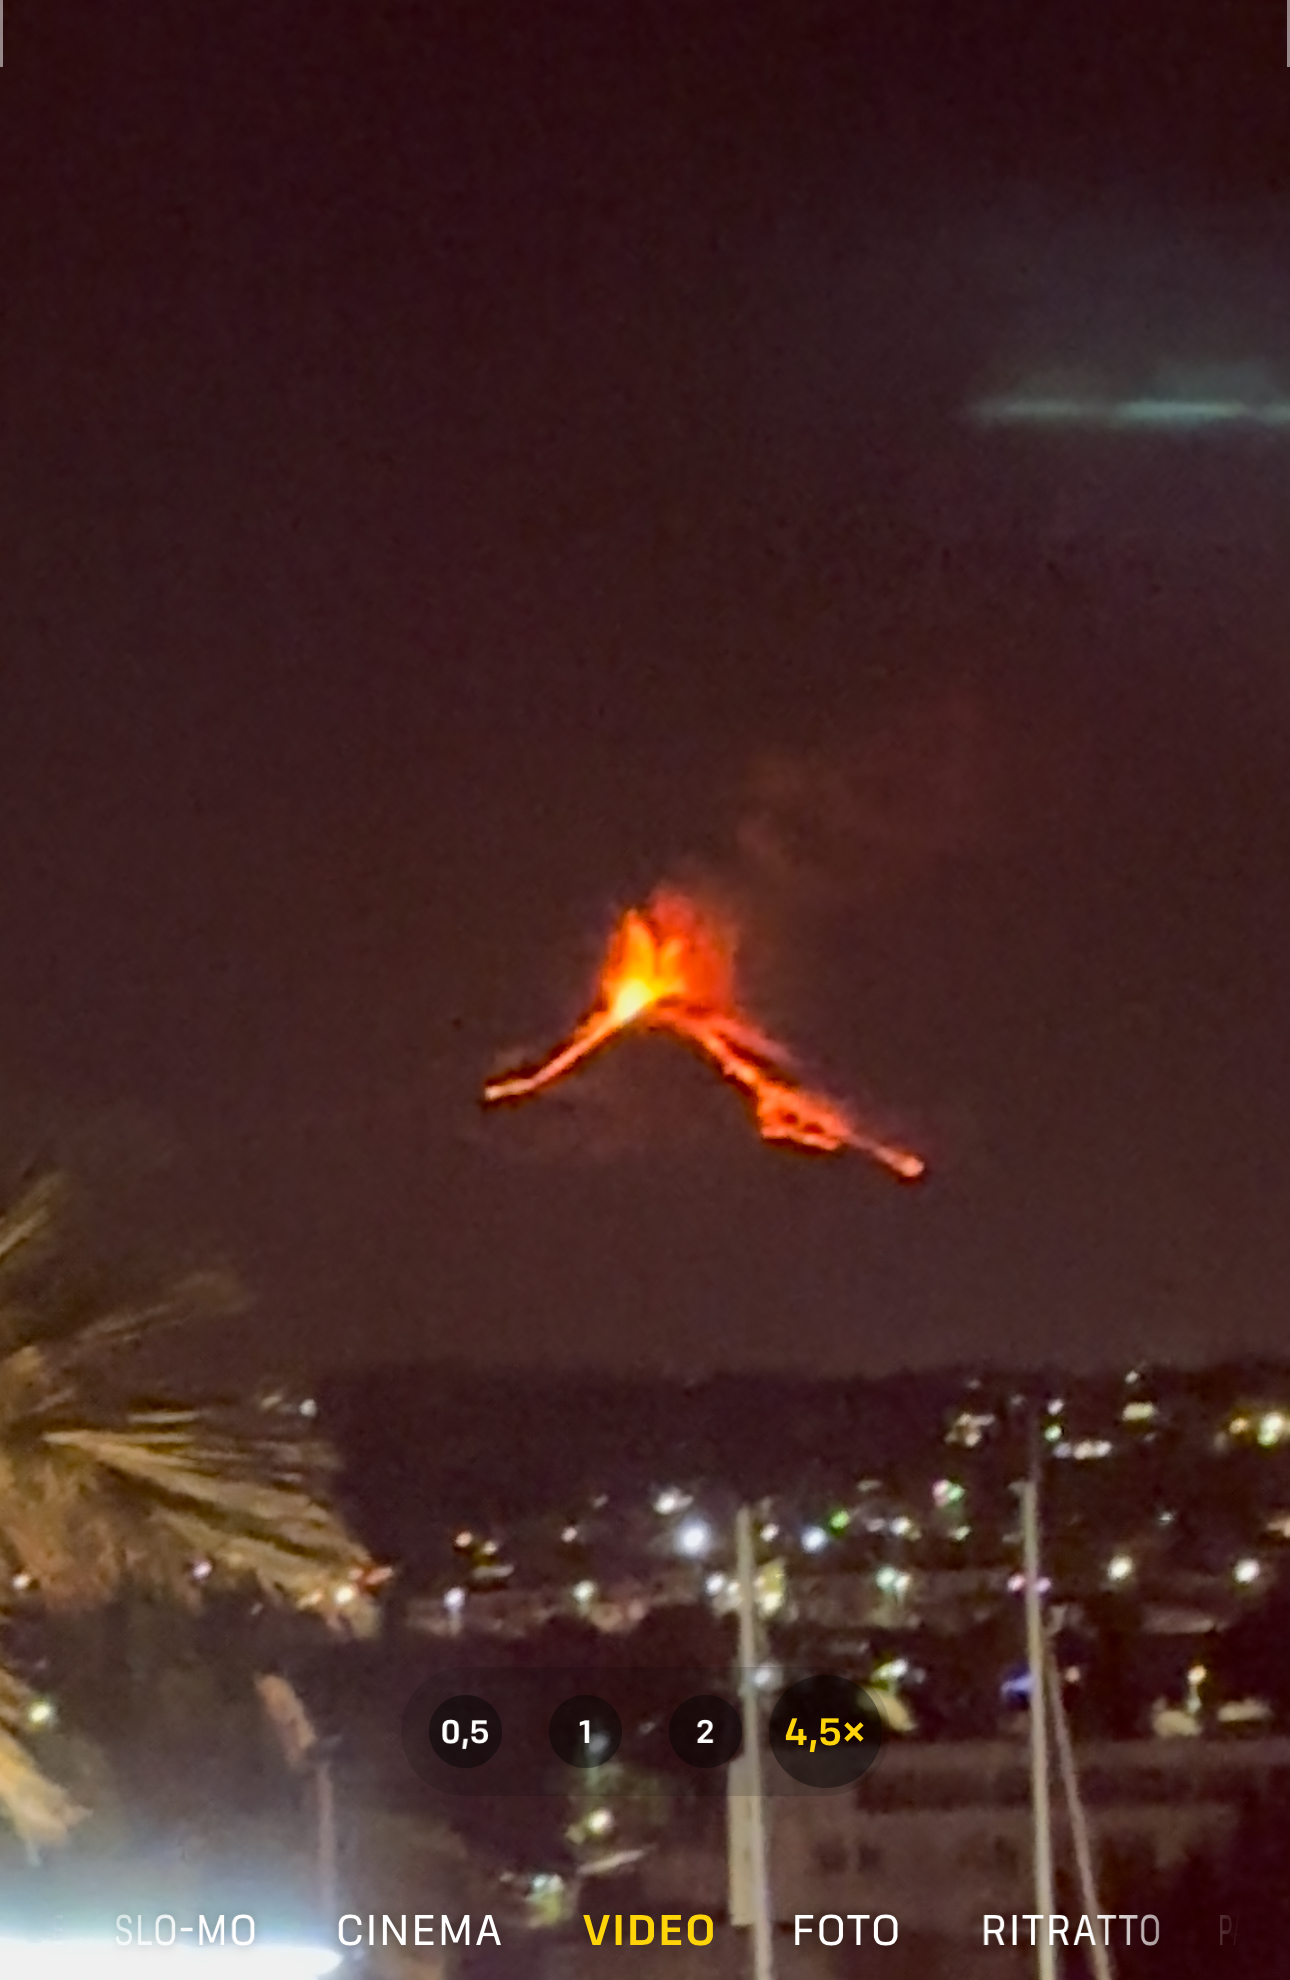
[[1107, 1553, 1135, 1584], [800, 1525, 828, 1554], [875, 1565, 911, 1598], [932, 1479, 965, 1508], [946, 1409, 996, 1448], [443, 1586, 466, 1615], [572, 1578, 598, 1605], [653, 1487, 692, 1516], [1233, 1557, 1262, 1585], [674, 1517, 712, 1558]]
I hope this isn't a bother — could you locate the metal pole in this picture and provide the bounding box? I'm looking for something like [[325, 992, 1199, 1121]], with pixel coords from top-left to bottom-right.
[[733, 1507, 774, 1980], [1020, 1478, 1056, 1980]]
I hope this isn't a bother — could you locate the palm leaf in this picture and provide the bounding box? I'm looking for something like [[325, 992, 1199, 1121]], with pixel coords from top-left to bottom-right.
[[0, 1172, 376, 1841]]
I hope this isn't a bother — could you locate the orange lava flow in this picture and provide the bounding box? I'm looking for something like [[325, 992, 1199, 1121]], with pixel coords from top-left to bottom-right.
[[484, 890, 925, 1180]]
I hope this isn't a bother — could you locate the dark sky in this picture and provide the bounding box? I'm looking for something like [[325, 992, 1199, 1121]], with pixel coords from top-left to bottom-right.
[[2, 2, 1289, 1381]]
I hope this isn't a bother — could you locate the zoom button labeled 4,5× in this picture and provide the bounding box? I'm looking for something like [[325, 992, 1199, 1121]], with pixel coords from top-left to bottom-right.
[[427, 1694, 503, 1770], [768, 1675, 882, 1788]]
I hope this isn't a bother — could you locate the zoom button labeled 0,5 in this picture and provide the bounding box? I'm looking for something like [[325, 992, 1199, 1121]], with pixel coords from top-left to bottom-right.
[[427, 1694, 503, 1770]]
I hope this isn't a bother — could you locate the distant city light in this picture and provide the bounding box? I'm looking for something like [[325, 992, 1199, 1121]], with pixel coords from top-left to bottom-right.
[[932, 1479, 965, 1508], [826, 1508, 851, 1534], [454, 1530, 473, 1549], [950, 1524, 971, 1541], [299, 1397, 318, 1418], [561, 1525, 580, 1543], [654, 1487, 692, 1516], [1257, 1411, 1290, 1448], [1057, 1438, 1113, 1462], [1047, 1399, 1065, 1415], [1123, 1399, 1158, 1423], [1007, 1572, 1051, 1595], [875, 1565, 911, 1598], [674, 1517, 712, 1558], [572, 1579, 598, 1605], [705, 1572, 727, 1597], [1185, 1665, 1207, 1717], [1233, 1557, 1262, 1585], [947, 1409, 995, 1448], [873, 1657, 909, 1684], [25, 1698, 55, 1729], [480, 1539, 499, 1557], [1044, 1424, 1062, 1443], [759, 1521, 780, 1542], [443, 1586, 466, 1615], [585, 1806, 615, 1837], [889, 1515, 918, 1539], [1126, 1369, 1141, 1385], [190, 1559, 212, 1582], [800, 1525, 828, 1554], [11, 1570, 32, 1591], [332, 1583, 356, 1606], [1107, 1553, 1135, 1584]]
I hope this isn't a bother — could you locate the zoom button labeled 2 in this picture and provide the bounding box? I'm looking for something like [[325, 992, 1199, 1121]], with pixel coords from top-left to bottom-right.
[[428, 1694, 503, 1770], [669, 1693, 742, 1768]]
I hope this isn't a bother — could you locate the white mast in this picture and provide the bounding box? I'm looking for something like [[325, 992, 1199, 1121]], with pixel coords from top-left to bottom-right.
[[728, 1506, 774, 1980], [1048, 1640, 1115, 1980], [1019, 1477, 1056, 1980]]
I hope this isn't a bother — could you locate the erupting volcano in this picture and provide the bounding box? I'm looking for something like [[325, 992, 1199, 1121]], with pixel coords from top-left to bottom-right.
[[484, 890, 925, 1179]]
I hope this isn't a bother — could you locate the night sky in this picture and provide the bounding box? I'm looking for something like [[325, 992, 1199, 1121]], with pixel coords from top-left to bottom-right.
[[2, 4, 1288, 1381]]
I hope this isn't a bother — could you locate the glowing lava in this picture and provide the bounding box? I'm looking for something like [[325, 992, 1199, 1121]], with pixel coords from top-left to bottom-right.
[[484, 890, 924, 1179]]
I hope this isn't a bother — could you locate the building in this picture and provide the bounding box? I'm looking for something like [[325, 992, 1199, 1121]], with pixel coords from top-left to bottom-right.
[[638, 1739, 1290, 1977]]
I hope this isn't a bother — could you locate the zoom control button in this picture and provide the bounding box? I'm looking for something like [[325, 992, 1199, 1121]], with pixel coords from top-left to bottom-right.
[[428, 1693, 503, 1770], [549, 1694, 623, 1769], [669, 1693, 742, 1768], [768, 1674, 882, 1788]]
